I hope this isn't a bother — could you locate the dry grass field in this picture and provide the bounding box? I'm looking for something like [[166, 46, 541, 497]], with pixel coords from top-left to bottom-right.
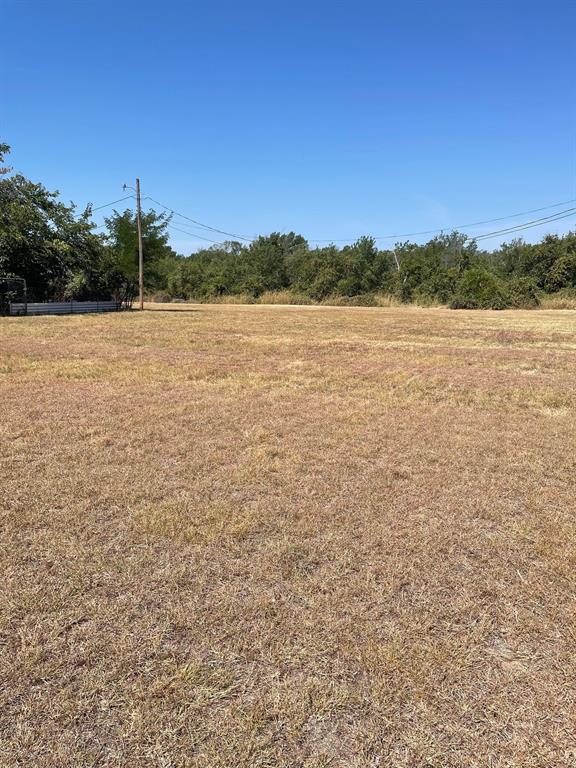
[[1, 304, 576, 768]]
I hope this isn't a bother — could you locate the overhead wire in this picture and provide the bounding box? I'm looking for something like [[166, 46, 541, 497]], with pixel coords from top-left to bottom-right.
[[5, 179, 135, 232], [143, 195, 253, 241], [142, 192, 576, 246], [166, 223, 226, 245], [473, 208, 576, 241], [307, 198, 576, 243], [88, 194, 134, 212], [101, 188, 575, 249], [10, 173, 573, 247]]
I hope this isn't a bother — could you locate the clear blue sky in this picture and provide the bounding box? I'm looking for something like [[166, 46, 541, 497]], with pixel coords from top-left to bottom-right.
[[2, 0, 575, 252]]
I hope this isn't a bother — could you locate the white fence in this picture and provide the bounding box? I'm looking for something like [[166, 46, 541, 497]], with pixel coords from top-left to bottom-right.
[[10, 300, 122, 317]]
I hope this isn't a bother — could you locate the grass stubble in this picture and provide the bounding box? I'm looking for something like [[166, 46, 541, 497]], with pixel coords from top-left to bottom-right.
[[1, 304, 575, 767]]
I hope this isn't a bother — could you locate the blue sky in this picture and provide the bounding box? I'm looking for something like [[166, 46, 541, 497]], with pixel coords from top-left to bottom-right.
[[2, 0, 575, 252]]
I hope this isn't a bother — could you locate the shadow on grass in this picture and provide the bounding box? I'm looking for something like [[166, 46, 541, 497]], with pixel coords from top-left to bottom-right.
[[143, 308, 200, 313]]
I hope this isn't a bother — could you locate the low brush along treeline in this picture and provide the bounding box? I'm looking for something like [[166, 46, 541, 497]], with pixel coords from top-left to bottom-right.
[[1, 143, 576, 310]]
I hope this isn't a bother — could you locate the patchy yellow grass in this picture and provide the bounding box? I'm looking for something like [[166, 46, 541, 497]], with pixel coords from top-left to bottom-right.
[[539, 292, 576, 310], [1, 304, 575, 767]]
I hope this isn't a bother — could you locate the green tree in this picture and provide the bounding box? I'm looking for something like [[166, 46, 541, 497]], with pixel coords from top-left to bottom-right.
[[103, 208, 179, 293], [239, 233, 306, 295], [0, 147, 106, 300], [0, 143, 12, 175], [533, 233, 576, 291], [168, 242, 246, 299], [286, 244, 340, 299], [497, 238, 535, 277]]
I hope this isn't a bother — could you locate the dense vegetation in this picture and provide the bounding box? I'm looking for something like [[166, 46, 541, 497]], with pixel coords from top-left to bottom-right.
[[2, 142, 575, 310], [0, 143, 178, 308], [170, 232, 575, 309]]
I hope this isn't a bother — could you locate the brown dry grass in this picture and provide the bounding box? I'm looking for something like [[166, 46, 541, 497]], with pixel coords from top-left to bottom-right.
[[1, 304, 575, 767], [539, 292, 576, 310]]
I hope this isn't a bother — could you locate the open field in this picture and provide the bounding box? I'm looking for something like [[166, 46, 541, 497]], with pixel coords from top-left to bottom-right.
[[1, 304, 576, 767]]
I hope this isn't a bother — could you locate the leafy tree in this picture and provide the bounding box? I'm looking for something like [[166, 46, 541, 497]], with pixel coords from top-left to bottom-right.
[[497, 238, 535, 277], [397, 241, 444, 302], [287, 244, 340, 299], [167, 227, 576, 306], [533, 233, 576, 291], [168, 242, 246, 298], [3, 141, 576, 310], [0, 143, 140, 303], [103, 208, 179, 292], [0, 143, 12, 175], [239, 232, 306, 295], [492, 232, 576, 292], [0, 148, 106, 300]]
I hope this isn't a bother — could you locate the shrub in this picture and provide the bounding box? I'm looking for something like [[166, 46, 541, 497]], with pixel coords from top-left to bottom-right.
[[450, 268, 511, 310], [151, 292, 172, 303], [62, 272, 89, 301], [507, 277, 540, 308]]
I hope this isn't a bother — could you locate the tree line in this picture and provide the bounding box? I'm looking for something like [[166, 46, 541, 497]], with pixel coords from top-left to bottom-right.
[[2, 143, 575, 310]]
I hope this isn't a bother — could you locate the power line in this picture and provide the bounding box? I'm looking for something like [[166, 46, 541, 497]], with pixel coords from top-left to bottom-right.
[[11, 174, 573, 248], [135, 190, 575, 249], [167, 223, 226, 245], [6, 178, 134, 221], [306, 198, 576, 243], [474, 208, 576, 240], [144, 195, 253, 242], [88, 205, 227, 243], [165, 208, 575, 248], [165, 212, 575, 250], [149, 193, 575, 246], [474, 208, 576, 241], [99, 207, 574, 249], [89, 194, 134, 212], [106, 196, 576, 248]]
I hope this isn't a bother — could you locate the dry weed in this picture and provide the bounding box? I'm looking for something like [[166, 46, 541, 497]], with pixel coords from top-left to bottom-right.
[[1, 304, 575, 767]]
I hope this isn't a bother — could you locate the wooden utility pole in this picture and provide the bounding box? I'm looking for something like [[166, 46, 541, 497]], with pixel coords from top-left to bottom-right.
[[135, 178, 144, 310]]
